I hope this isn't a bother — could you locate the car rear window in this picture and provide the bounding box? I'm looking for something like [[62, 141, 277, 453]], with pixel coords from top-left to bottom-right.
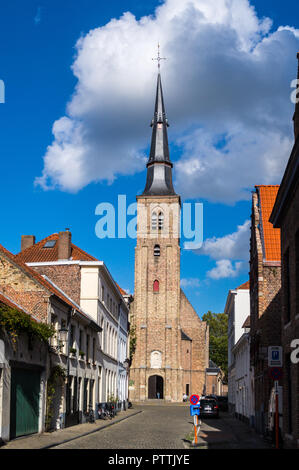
[[201, 399, 216, 406]]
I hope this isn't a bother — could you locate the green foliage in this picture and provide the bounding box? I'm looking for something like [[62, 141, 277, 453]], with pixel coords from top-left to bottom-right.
[[129, 321, 137, 363], [45, 365, 66, 430], [0, 304, 55, 346], [202, 311, 228, 382]]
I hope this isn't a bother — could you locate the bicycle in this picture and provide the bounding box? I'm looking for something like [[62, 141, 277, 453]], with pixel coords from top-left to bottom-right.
[[98, 406, 112, 420], [88, 406, 95, 423]]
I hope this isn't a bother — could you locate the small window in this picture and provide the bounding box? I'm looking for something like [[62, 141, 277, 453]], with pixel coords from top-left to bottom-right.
[[153, 280, 159, 292], [43, 240, 56, 248], [158, 212, 164, 230], [154, 245, 160, 257], [152, 212, 157, 230]]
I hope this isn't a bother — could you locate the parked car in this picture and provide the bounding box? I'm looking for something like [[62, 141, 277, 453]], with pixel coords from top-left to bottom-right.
[[199, 398, 219, 418], [216, 395, 228, 412]]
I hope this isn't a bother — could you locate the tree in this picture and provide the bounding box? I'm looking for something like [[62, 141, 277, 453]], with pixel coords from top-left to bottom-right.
[[202, 311, 228, 382]]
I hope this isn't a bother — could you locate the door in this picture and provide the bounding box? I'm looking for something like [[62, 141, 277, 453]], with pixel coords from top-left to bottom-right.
[[10, 368, 40, 439], [148, 375, 164, 399]]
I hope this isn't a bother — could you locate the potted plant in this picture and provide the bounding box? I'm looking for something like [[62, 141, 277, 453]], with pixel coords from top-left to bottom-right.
[[79, 350, 85, 359], [70, 347, 77, 356]]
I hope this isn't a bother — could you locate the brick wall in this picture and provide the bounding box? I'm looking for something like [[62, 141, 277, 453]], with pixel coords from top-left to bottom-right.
[[32, 264, 81, 304], [129, 195, 209, 402], [250, 190, 282, 436], [0, 253, 49, 322]]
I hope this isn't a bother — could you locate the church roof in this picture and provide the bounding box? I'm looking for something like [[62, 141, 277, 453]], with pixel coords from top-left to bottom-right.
[[142, 72, 176, 196]]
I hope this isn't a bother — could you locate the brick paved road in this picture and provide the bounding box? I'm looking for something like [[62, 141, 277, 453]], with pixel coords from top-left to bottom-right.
[[53, 405, 270, 449]]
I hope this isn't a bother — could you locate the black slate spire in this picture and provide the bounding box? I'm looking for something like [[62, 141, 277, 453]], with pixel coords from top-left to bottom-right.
[[142, 73, 176, 196]]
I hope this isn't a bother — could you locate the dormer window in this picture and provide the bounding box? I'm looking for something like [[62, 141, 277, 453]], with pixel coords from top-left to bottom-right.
[[43, 240, 56, 248], [154, 245, 160, 257]]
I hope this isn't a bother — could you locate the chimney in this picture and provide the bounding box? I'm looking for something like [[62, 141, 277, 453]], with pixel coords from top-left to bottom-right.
[[21, 235, 35, 251], [293, 52, 299, 141], [58, 230, 72, 260]]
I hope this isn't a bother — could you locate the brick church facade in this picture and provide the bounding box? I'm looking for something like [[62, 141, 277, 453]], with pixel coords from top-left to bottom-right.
[[129, 72, 209, 402]]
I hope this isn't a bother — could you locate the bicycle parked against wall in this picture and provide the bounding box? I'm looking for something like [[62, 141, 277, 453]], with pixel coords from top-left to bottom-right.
[[88, 404, 95, 423], [98, 404, 113, 420]]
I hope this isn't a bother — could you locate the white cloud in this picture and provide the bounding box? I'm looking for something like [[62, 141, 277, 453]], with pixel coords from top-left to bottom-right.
[[35, 0, 299, 200], [207, 259, 244, 279], [198, 220, 250, 260], [196, 219, 250, 279], [180, 278, 200, 288]]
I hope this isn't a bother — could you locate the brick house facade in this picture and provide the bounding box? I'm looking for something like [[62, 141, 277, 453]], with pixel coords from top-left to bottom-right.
[[249, 186, 282, 436], [269, 53, 299, 449]]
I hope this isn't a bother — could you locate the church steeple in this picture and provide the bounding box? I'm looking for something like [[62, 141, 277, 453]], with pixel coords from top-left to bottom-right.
[[142, 71, 176, 196]]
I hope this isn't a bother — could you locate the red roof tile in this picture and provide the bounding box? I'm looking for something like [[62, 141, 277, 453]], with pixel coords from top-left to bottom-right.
[[15, 233, 98, 263], [255, 186, 281, 261], [236, 280, 250, 290]]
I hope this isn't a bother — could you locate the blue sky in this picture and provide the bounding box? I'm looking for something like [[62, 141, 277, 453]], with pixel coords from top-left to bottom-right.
[[0, 0, 299, 316]]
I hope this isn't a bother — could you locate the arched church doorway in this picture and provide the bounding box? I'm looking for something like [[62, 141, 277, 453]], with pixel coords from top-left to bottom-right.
[[148, 375, 164, 399]]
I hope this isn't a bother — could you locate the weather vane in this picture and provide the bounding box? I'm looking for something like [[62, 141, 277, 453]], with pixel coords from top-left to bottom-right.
[[152, 43, 166, 71]]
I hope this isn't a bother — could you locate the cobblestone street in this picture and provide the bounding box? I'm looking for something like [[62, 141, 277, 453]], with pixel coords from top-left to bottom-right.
[[50, 405, 270, 450]]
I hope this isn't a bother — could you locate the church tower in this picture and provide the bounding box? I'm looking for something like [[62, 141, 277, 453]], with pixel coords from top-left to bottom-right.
[[129, 65, 209, 402]]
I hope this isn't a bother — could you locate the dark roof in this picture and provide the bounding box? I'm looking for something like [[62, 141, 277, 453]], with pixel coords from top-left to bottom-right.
[[142, 73, 176, 196], [181, 330, 192, 341], [15, 233, 97, 263]]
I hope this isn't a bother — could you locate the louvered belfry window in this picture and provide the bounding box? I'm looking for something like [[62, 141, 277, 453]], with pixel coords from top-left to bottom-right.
[[158, 212, 164, 230], [152, 212, 157, 230], [154, 244, 160, 257]]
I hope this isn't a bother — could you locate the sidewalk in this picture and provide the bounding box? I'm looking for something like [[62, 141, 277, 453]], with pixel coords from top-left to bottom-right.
[[188, 413, 272, 449], [1, 408, 141, 450]]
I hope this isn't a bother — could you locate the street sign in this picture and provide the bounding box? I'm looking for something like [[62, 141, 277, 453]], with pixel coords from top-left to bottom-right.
[[190, 394, 199, 405], [269, 367, 283, 380], [190, 405, 201, 416], [268, 346, 283, 367]]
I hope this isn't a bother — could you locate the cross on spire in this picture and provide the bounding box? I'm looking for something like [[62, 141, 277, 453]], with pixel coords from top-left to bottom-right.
[[152, 43, 166, 71]]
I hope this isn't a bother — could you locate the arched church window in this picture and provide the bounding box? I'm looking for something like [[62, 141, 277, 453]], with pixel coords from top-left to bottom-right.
[[154, 244, 160, 257], [153, 280, 160, 292], [158, 212, 164, 230], [152, 212, 157, 230]]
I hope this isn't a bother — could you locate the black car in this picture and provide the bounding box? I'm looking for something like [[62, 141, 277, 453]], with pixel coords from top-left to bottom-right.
[[216, 396, 228, 412], [199, 398, 219, 418]]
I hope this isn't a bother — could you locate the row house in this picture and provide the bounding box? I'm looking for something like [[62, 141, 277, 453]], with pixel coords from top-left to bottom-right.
[[269, 52, 299, 449], [225, 281, 250, 415], [15, 230, 130, 409], [0, 243, 100, 441], [205, 360, 227, 397], [249, 185, 282, 436], [232, 315, 254, 425]]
